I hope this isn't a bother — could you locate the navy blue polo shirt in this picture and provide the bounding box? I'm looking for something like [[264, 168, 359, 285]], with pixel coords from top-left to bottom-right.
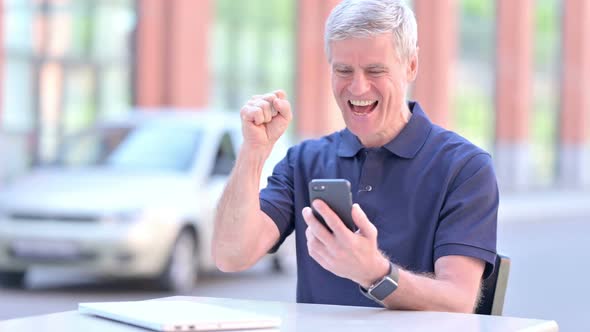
[[259, 101, 498, 307]]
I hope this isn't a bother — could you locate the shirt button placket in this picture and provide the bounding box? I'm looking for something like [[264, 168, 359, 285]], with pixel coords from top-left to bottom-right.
[[359, 149, 377, 194]]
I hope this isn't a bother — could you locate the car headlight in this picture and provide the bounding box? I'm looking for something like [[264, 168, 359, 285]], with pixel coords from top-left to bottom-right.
[[102, 210, 142, 224]]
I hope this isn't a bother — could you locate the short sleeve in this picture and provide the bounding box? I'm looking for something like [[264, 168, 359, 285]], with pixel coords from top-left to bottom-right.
[[434, 153, 498, 278], [259, 147, 296, 253]]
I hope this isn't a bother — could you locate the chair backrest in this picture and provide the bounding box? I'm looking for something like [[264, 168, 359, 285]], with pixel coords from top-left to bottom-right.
[[475, 254, 511, 315]]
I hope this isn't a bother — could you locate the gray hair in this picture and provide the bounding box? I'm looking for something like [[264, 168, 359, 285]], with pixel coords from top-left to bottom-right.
[[324, 0, 418, 62]]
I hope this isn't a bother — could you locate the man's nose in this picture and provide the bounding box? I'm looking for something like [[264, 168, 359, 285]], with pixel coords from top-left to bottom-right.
[[348, 72, 370, 95]]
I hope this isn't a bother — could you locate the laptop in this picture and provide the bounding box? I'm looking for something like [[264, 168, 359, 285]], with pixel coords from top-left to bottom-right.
[[78, 300, 281, 331]]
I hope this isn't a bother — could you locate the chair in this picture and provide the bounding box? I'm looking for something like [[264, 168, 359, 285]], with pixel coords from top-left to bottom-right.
[[475, 254, 511, 315]]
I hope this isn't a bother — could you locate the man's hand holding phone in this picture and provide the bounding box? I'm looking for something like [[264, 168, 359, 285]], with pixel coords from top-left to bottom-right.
[[303, 180, 391, 289]]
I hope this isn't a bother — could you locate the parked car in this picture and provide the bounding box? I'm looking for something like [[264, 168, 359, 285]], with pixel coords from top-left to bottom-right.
[[0, 110, 289, 292]]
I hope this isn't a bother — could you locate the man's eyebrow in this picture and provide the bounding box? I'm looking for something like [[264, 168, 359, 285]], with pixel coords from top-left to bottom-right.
[[364, 64, 388, 70], [332, 63, 352, 70]]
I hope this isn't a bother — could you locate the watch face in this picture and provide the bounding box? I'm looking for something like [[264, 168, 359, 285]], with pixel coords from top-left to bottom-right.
[[370, 277, 398, 301]]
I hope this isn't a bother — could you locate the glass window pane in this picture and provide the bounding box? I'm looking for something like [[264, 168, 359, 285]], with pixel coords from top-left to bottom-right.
[[4, 8, 34, 52], [107, 124, 202, 172], [92, 2, 135, 59], [2, 0, 135, 165], [100, 66, 131, 118], [62, 67, 95, 135], [1, 59, 34, 132], [67, 2, 93, 57]]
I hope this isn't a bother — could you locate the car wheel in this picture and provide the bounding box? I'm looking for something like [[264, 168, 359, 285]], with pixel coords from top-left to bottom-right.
[[158, 230, 198, 293], [0, 270, 27, 288]]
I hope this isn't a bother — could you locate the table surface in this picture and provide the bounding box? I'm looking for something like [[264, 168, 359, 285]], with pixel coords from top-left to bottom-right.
[[0, 296, 559, 332]]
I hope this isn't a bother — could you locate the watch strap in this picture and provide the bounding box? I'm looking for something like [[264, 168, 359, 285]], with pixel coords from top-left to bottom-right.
[[359, 261, 399, 304]]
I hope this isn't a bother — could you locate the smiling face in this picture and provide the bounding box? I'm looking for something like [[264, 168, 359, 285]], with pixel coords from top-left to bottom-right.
[[330, 33, 418, 147]]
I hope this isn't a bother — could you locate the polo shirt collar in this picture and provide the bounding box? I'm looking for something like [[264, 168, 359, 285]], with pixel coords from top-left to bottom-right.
[[337, 128, 364, 157], [383, 101, 432, 159], [337, 101, 432, 159]]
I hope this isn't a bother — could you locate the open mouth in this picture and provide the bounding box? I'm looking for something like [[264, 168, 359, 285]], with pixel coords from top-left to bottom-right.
[[348, 99, 378, 116]]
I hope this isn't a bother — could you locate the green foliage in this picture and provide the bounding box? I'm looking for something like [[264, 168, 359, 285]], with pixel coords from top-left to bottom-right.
[[531, 93, 557, 183], [452, 88, 493, 152], [534, 0, 559, 73], [462, 0, 493, 18], [531, 0, 559, 182], [212, 0, 296, 111], [459, 0, 494, 62], [535, 0, 557, 34]]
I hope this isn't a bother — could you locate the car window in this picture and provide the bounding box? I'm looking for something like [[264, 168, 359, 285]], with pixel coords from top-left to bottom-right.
[[106, 123, 202, 172], [57, 126, 132, 167], [211, 132, 236, 176]]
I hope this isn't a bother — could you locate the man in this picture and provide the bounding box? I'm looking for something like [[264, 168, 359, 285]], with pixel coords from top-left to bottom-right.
[[213, 0, 497, 313]]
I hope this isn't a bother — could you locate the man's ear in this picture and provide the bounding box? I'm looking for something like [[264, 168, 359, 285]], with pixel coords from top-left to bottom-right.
[[406, 47, 419, 82]]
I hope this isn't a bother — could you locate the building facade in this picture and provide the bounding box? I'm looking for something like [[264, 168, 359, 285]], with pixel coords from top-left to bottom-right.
[[1, 0, 588, 191]]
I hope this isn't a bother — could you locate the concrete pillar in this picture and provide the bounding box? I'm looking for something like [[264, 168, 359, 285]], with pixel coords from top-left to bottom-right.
[[296, 0, 344, 139], [135, 0, 210, 108], [412, 0, 458, 129], [494, 0, 534, 191], [559, 0, 590, 189], [167, 0, 210, 108], [135, 0, 166, 107]]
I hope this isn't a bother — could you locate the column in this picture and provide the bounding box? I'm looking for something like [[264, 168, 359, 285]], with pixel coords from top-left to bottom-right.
[[559, 0, 590, 189], [296, 0, 343, 139], [134, 0, 166, 107], [494, 0, 534, 191], [167, 0, 210, 107], [412, 0, 458, 128], [135, 0, 210, 108]]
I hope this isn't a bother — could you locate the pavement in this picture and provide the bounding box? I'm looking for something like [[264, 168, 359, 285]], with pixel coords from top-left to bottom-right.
[[497, 189, 590, 331], [499, 189, 590, 223]]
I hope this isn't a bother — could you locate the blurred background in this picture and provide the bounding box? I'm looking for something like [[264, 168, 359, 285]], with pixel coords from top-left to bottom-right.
[[0, 0, 588, 331]]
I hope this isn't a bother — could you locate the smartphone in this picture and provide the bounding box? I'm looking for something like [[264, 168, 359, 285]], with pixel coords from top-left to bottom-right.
[[308, 179, 357, 232]]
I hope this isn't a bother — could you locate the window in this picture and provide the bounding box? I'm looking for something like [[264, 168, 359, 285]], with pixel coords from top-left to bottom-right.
[[106, 123, 201, 172], [57, 125, 132, 168], [211, 133, 236, 176], [2, 0, 135, 165], [212, 0, 296, 111], [58, 122, 201, 173]]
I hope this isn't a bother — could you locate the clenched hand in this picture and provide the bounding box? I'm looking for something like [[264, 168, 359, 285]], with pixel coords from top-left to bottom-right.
[[240, 90, 292, 153]]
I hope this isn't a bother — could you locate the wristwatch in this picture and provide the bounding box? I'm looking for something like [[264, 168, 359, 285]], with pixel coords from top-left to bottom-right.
[[359, 261, 399, 304]]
